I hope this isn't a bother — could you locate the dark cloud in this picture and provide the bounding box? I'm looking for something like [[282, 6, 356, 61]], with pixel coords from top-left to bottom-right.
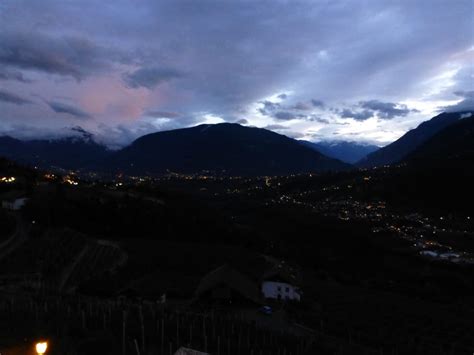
[[259, 100, 315, 121], [292, 102, 312, 110], [454, 90, 474, 99], [258, 97, 332, 123], [0, 32, 130, 81], [359, 100, 415, 119], [0, 90, 33, 105], [340, 108, 374, 121], [308, 115, 330, 124], [0, 69, 32, 83], [277, 94, 288, 100], [123, 67, 183, 89], [311, 99, 324, 108], [258, 100, 281, 116], [144, 110, 181, 118], [235, 118, 248, 125], [47, 101, 91, 119], [337, 100, 417, 121], [442, 91, 474, 113], [274, 111, 295, 121]]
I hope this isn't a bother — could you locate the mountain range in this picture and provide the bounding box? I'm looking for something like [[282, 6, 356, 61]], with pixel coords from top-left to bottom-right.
[[0, 123, 349, 176], [0, 111, 472, 176], [386, 114, 474, 214], [300, 141, 379, 164], [0, 133, 109, 171], [100, 123, 349, 175], [405, 114, 474, 164], [357, 111, 474, 167]]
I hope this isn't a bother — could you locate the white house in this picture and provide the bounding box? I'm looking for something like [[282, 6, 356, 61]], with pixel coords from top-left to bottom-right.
[[261, 268, 301, 301], [1, 192, 28, 211], [262, 280, 301, 301], [2, 197, 28, 211]]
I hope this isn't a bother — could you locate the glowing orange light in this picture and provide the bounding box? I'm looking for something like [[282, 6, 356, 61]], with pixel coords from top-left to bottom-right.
[[36, 341, 48, 354]]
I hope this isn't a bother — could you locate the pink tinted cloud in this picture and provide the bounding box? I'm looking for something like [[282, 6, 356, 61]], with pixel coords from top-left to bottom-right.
[[27, 71, 178, 129], [76, 75, 163, 123]]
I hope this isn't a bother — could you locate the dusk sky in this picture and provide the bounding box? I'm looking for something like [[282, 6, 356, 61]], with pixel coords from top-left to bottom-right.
[[0, 0, 473, 148]]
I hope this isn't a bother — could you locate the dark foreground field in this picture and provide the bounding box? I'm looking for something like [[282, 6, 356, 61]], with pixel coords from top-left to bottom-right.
[[0, 160, 473, 354]]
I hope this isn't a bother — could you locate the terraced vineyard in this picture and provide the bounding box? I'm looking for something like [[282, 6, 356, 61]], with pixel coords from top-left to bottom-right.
[[63, 241, 127, 292], [0, 230, 127, 292], [0, 229, 85, 279], [0, 292, 306, 355]]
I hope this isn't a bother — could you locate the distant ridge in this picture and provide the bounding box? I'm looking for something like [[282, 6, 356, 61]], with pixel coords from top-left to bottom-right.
[[301, 140, 379, 164], [357, 111, 474, 167], [387, 114, 474, 214], [0, 132, 110, 170], [405, 114, 474, 163], [99, 123, 350, 176]]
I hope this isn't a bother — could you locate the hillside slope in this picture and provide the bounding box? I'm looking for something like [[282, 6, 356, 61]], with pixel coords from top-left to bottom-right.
[[358, 111, 473, 167], [101, 123, 350, 176]]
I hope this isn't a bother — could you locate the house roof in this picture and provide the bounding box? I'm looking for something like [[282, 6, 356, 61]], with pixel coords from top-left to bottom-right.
[[195, 264, 262, 304], [261, 266, 301, 286]]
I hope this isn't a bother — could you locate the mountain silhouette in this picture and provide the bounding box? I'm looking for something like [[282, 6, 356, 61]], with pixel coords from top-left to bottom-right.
[[358, 111, 474, 167], [100, 123, 350, 176]]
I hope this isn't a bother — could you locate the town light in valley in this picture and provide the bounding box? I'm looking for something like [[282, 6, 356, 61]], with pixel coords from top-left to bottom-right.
[[35, 342, 48, 354]]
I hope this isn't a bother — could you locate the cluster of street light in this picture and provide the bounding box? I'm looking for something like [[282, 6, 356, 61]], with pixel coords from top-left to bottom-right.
[[0, 176, 16, 183]]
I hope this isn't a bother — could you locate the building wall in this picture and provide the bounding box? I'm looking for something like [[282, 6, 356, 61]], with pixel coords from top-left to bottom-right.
[[261, 281, 300, 301], [13, 198, 28, 210], [2, 199, 26, 210], [3, 198, 28, 210]]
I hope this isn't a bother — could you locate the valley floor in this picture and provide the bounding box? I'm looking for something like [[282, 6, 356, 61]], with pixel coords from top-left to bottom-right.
[[0, 166, 473, 354]]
